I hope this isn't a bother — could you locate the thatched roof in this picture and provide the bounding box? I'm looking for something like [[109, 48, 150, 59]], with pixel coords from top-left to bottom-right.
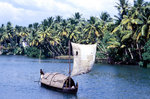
[[41, 72, 68, 88]]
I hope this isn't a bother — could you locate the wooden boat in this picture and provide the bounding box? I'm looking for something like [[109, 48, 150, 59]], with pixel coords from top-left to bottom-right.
[[40, 41, 97, 94], [40, 70, 78, 94]]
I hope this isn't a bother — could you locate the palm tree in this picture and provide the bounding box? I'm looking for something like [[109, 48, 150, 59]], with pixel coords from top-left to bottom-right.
[[100, 12, 112, 22], [37, 26, 61, 56], [74, 12, 82, 20], [0, 24, 5, 42], [47, 17, 54, 27], [82, 16, 102, 44], [110, 0, 149, 63], [33, 22, 39, 32], [55, 15, 62, 23], [114, 0, 129, 24]]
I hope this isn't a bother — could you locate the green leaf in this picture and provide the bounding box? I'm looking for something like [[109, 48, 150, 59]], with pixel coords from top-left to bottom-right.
[[112, 25, 120, 33], [107, 41, 120, 48], [131, 19, 143, 24], [109, 37, 117, 41], [107, 45, 118, 49], [121, 19, 130, 25], [121, 45, 126, 48], [123, 15, 128, 19], [141, 25, 147, 36], [136, 32, 141, 42], [127, 23, 132, 30], [121, 31, 132, 42]]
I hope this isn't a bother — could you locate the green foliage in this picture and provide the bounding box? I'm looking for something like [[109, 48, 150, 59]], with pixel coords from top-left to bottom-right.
[[13, 47, 23, 55], [139, 61, 143, 67], [141, 25, 147, 36], [142, 39, 150, 61], [139, 39, 150, 67], [24, 47, 45, 58], [0, 0, 150, 66], [121, 30, 132, 42]]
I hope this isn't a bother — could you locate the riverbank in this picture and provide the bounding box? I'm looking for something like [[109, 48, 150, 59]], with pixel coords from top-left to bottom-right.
[[54, 55, 150, 67], [55, 55, 108, 63], [1, 54, 150, 67], [55, 55, 73, 60]]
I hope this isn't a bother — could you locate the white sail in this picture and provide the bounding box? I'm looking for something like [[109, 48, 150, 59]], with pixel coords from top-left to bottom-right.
[[71, 42, 97, 76]]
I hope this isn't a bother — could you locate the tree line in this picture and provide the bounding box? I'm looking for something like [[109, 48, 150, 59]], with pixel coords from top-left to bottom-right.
[[0, 0, 150, 67]]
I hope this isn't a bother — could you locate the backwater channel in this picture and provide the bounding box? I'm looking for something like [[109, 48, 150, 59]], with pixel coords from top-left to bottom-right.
[[0, 56, 150, 99]]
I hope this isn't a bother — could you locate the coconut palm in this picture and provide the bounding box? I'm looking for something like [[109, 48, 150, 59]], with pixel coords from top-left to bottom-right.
[[82, 16, 102, 44], [55, 15, 62, 23], [114, 0, 129, 24], [100, 12, 112, 22]]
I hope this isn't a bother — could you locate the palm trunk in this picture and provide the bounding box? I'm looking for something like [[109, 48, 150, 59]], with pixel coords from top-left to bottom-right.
[[128, 48, 133, 59], [136, 43, 142, 60], [56, 46, 63, 55], [58, 43, 66, 55], [125, 48, 127, 55], [16, 36, 17, 45], [51, 46, 60, 56], [45, 45, 55, 57]]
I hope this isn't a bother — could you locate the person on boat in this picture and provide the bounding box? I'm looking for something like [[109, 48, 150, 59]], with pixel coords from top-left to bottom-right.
[[40, 69, 44, 78]]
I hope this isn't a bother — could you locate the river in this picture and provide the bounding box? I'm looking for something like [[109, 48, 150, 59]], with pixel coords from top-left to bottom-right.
[[0, 55, 150, 99]]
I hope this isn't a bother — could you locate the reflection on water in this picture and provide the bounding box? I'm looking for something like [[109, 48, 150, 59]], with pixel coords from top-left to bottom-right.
[[0, 55, 150, 99]]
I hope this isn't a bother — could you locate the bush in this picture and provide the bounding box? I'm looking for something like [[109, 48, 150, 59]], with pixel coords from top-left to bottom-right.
[[141, 40, 150, 67], [13, 47, 23, 55], [24, 47, 45, 58], [142, 40, 150, 61]]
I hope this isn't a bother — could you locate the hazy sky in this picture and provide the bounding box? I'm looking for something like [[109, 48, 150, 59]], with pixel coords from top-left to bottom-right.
[[0, 0, 147, 26]]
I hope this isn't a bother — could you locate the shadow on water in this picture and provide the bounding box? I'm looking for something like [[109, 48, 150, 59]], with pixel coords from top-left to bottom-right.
[[40, 85, 78, 99]]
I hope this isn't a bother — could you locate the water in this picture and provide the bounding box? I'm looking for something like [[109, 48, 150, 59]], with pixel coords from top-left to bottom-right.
[[0, 56, 150, 99]]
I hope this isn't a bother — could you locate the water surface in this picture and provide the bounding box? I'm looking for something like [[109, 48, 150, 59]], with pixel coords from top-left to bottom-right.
[[0, 55, 150, 99]]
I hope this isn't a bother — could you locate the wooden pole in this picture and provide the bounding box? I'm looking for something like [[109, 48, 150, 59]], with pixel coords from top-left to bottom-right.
[[39, 47, 41, 63], [68, 40, 71, 88]]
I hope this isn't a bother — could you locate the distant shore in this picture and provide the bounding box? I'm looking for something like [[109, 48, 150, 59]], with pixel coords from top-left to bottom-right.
[[55, 55, 108, 63], [55, 55, 73, 60]]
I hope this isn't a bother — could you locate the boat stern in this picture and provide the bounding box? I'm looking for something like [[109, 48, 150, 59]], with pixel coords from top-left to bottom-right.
[[40, 69, 44, 79]]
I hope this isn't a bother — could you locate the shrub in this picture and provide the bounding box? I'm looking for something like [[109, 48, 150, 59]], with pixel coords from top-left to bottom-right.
[[142, 40, 150, 61], [24, 47, 45, 58], [141, 40, 150, 67], [13, 47, 23, 55]]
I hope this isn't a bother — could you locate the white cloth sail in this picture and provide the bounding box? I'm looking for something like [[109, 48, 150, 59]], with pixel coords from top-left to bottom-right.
[[71, 42, 97, 76]]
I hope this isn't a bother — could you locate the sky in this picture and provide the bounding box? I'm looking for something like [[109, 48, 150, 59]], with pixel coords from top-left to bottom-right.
[[0, 0, 148, 26]]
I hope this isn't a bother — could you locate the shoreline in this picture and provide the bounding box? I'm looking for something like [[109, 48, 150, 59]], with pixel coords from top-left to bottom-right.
[[55, 55, 73, 60], [0, 54, 147, 67]]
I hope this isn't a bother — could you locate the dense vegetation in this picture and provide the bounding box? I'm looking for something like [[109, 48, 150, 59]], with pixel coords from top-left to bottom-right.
[[0, 0, 150, 67]]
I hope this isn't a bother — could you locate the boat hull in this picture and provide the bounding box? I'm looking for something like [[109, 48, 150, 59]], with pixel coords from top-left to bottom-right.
[[40, 70, 78, 94], [41, 83, 78, 94]]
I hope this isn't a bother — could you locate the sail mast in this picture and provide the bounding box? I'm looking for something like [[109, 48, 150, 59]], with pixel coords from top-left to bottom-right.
[[68, 40, 71, 88]]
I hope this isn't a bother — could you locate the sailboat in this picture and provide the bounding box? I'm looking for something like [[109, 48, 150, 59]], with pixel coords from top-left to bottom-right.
[[40, 41, 97, 94]]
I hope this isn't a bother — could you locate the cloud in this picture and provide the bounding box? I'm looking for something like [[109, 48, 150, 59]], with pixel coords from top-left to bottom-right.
[[1, 0, 147, 26], [0, 2, 42, 26], [0, 0, 80, 26], [65, 0, 118, 18], [0, 2, 22, 25]]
